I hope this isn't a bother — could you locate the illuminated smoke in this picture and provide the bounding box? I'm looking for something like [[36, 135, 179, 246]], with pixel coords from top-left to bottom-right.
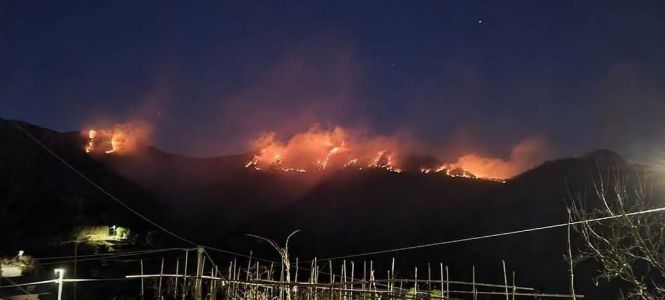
[[447, 137, 554, 179]]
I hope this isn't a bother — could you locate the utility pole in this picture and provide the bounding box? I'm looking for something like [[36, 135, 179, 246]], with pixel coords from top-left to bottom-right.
[[195, 246, 205, 300]]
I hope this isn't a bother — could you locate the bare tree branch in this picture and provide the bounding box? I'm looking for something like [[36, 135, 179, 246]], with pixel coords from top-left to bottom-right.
[[569, 167, 665, 299]]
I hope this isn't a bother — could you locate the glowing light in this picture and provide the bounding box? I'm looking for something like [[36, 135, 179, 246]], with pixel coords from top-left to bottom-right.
[[244, 125, 403, 173], [367, 151, 401, 173], [239, 125, 531, 181], [344, 159, 359, 168], [85, 130, 97, 153], [315, 147, 340, 170], [82, 123, 150, 155], [106, 131, 127, 153], [420, 162, 506, 182]]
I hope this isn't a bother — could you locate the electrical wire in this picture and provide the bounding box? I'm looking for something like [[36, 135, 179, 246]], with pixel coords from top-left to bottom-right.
[[34, 247, 190, 260], [204, 246, 276, 263], [39, 248, 187, 265], [9, 120, 198, 246], [8, 119, 277, 264], [306, 205, 665, 262]]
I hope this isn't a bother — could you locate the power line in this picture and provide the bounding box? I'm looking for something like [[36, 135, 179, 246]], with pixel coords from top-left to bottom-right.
[[204, 246, 276, 263], [0, 279, 58, 289], [308, 205, 665, 262], [9, 120, 197, 246], [8, 119, 277, 264], [39, 248, 188, 265], [21, 118, 657, 270], [3, 277, 31, 294], [0, 277, 136, 289], [35, 247, 190, 260]]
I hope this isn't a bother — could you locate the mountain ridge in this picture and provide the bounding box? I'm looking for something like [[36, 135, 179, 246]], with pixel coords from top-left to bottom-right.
[[0, 118, 646, 298]]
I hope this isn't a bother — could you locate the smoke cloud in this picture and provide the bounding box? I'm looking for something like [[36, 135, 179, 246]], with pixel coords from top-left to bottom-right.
[[82, 39, 564, 178], [595, 64, 665, 163], [204, 39, 365, 155], [451, 136, 556, 179]]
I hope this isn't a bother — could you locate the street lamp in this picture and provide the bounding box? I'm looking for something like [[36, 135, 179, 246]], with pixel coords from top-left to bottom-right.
[[54, 268, 65, 300]]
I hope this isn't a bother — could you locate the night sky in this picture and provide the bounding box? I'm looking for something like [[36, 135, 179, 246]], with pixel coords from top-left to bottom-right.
[[2, 1, 665, 161]]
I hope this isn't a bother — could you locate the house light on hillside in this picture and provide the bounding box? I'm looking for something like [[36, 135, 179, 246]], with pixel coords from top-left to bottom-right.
[[1, 251, 34, 278], [76, 225, 132, 246]]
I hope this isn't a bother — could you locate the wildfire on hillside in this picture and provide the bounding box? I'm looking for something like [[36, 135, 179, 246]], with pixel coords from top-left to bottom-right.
[[243, 125, 521, 182], [81, 121, 546, 183], [244, 125, 404, 174], [420, 163, 476, 178], [82, 123, 150, 155]]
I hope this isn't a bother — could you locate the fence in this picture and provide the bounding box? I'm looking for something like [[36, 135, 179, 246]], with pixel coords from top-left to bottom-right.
[[1, 248, 583, 300]]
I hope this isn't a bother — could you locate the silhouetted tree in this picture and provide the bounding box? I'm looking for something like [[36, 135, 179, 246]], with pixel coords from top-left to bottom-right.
[[569, 169, 665, 299]]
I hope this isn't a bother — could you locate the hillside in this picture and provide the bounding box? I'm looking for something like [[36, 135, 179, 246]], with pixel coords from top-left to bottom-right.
[[0, 120, 166, 253], [0, 118, 652, 298]]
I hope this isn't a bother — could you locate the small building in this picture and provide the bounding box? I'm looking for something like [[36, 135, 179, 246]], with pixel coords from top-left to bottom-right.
[[1, 251, 33, 278], [0, 263, 24, 277]]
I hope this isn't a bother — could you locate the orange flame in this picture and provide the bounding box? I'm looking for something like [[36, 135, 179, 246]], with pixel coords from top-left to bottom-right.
[[80, 120, 546, 182], [82, 122, 151, 155], [85, 130, 98, 153], [316, 146, 340, 170], [344, 158, 359, 168], [246, 125, 403, 173], [243, 125, 550, 181], [367, 151, 401, 173], [447, 137, 552, 181], [420, 163, 479, 179]]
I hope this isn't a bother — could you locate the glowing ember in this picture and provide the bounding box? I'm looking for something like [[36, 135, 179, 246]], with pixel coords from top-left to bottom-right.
[[245, 159, 259, 169], [419, 163, 507, 182], [344, 158, 359, 168], [315, 147, 340, 170], [367, 151, 401, 173], [421, 163, 476, 178]]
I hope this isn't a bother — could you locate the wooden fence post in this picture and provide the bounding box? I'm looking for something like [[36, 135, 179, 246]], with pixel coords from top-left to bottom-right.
[[182, 250, 189, 300], [502, 260, 509, 300], [157, 258, 164, 299], [140, 259, 145, 300]]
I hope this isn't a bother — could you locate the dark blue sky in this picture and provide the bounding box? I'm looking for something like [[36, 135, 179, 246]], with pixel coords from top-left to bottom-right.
[[2, 1, 665, 160]]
